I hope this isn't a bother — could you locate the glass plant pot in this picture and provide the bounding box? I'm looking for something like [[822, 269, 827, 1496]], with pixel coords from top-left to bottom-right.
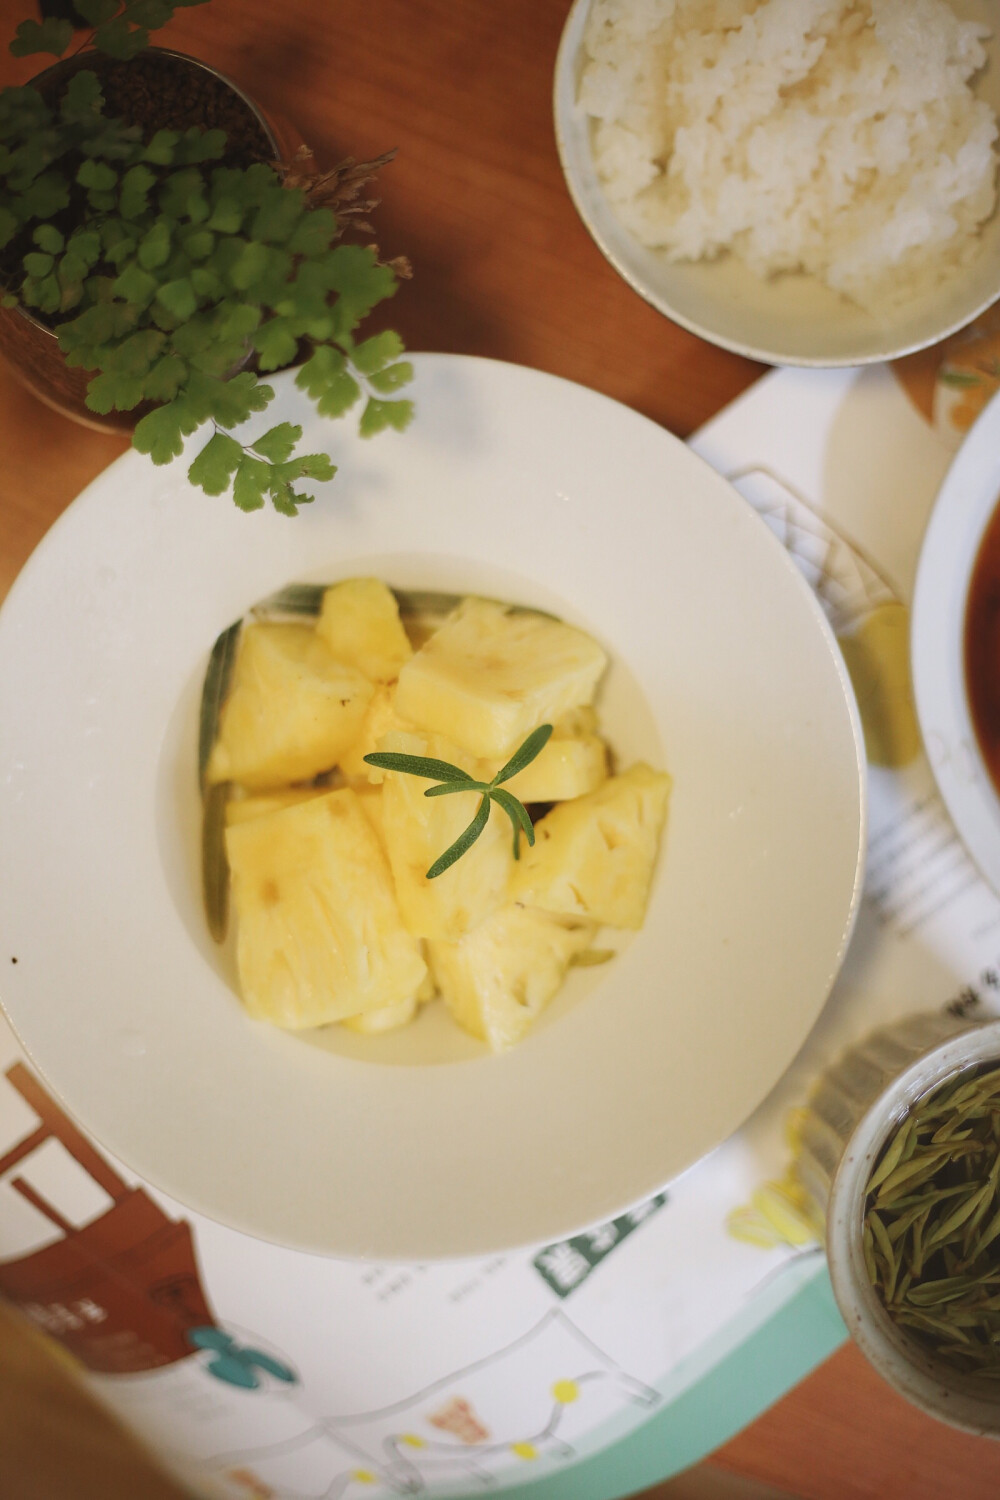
[[795, 1011, 1000, 1435], [0, 48, 293, 433]]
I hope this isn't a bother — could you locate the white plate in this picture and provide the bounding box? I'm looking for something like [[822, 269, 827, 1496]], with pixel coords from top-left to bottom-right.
[[912, 386, 1000, 897], [0, 355, 865, 1260], [554, 0, 1000, 368]]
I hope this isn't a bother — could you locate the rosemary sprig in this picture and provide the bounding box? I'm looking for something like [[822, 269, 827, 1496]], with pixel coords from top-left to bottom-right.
[[364, 723, 553, 878]]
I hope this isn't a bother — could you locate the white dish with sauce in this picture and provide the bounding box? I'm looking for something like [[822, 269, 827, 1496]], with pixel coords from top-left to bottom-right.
[[0, 355, 865, 1260], [913, 385, 1000, 898]]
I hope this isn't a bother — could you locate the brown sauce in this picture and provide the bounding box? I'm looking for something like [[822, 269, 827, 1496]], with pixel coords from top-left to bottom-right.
[[966, 498, 1000, 795]]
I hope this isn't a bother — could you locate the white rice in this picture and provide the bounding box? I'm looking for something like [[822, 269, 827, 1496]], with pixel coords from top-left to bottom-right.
[[579, 0, 999, 309]]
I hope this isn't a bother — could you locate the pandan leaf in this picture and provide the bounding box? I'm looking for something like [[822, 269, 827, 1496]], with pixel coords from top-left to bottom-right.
[[250, 422, 301, 463], [188, 431, 245, 495], [10, 17, 74, 56], [359, 396, 414, 437]]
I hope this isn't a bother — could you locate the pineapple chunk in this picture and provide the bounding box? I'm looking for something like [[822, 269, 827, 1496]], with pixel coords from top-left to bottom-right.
[[342, 996, 419, 1033], [509, 763, 671, 929], [427, 905, 596, 1051], [226, 788, 426, 1028], [353, 781, 388, 852], [341, 960, 436, 1033], [393, 597, 607, 759], [338, 685, 406, 781], [206, 623, 374, 790], [379, 729, 513, 940], [491, 729, 607, 803], [316, 577, 413, 684], [225, 787, 326, 826]]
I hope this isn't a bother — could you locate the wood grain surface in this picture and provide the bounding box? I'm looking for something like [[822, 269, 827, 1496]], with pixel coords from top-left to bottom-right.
[[0, 2, 998, 1497]]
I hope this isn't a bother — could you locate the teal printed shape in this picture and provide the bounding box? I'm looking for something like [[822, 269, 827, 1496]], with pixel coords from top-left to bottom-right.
[[187, 1326, 297, 1389], [533, 1194, 669, 1298]]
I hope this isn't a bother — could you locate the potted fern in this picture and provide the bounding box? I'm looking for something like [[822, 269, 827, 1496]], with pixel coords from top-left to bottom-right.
[[0, 0, 412, 514]]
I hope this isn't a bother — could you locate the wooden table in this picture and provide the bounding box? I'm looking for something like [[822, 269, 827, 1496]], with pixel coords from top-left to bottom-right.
[[1, 2, 1000, 1497]]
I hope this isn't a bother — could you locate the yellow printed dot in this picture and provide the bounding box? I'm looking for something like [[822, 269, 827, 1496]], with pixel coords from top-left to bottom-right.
[[511, 1443, 538, 1461], [352, 1470, 377, 1484], [552, 1380, 579, 1404], [400, 1434, 426, 1448]]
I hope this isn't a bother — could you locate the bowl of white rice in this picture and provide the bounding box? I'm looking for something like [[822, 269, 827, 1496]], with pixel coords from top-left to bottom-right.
[[555, 0, 1000, 367]]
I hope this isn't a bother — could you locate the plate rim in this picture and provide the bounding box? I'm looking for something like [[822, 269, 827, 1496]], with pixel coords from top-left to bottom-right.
[[0, 352, 867, 1260]]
